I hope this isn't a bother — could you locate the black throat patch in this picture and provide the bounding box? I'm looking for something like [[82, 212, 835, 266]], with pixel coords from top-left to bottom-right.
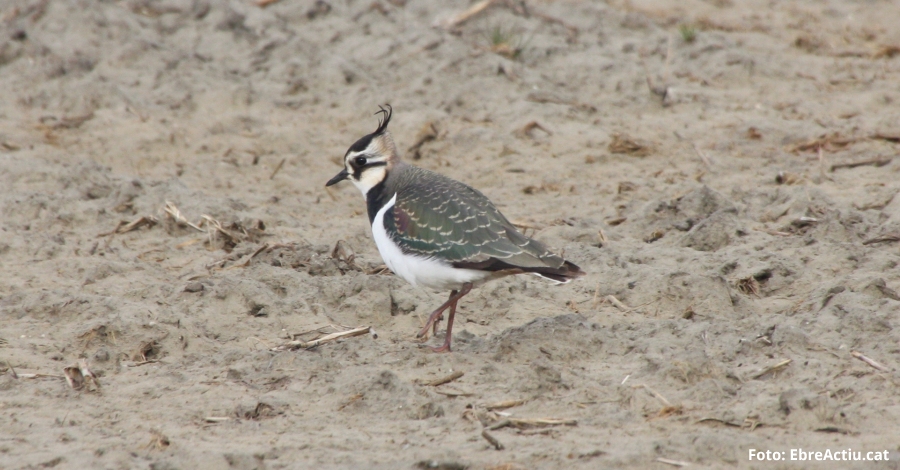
[[365, 179, 391, 224]]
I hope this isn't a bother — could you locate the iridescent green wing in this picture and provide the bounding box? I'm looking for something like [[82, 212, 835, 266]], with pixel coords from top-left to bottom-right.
[[383, 168, 566, 271]]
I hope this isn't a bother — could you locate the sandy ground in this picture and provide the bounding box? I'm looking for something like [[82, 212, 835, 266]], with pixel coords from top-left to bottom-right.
[[2, 0, 900, 468]]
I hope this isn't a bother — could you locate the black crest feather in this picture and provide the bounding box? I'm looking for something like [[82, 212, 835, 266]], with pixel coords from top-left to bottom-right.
[[346, 104, 393, 155], [374, 104, 392, 135]]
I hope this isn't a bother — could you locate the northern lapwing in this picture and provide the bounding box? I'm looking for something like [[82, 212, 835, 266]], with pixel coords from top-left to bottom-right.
[[326, 105, 584, 352]]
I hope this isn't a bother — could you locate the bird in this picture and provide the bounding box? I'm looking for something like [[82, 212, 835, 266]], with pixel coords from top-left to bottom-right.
[[325, 105, 585, 352]]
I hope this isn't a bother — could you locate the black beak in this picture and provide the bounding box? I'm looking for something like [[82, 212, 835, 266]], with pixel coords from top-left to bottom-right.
[[326, 169, 349, 187]]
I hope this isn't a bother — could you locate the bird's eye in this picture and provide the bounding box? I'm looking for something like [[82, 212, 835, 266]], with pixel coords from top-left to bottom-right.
[[354, 156, 367, 166]]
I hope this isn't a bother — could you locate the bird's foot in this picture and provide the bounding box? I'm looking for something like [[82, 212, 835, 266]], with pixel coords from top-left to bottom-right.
[[429, 339, 452, 353], [417, 309, 447, 339]]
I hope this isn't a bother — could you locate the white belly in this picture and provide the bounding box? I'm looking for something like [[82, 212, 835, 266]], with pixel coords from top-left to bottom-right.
[[372, 194, 490, 291]]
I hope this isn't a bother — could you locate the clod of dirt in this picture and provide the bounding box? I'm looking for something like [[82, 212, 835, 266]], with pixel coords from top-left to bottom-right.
[[680, 210, 743, 252]]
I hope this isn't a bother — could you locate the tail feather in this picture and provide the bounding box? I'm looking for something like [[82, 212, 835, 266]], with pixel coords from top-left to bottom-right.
[[456, 257, 585, 283], [529, 260, 585, 284]]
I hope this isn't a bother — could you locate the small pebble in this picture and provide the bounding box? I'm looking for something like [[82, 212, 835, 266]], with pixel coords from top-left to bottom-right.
[[184, 282, 204, 293]]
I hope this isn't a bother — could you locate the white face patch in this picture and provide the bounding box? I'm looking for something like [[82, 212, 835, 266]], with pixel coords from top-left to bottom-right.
[[351, 164, 387, 197], [344, 139, 390, 198]]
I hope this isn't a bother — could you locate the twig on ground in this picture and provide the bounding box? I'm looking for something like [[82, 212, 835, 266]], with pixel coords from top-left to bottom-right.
[[514, 121, 553, 139], [485, 399, 527, 411], [270, 326, 372, 351], [125, 360, 160, 367], [608, 133, 653, 156], [750, 359, 792, 379], [115, 216, 157, 234], [201, 215, 240, 246], [366, 264, 391, 275], [422, 371, 464, 386], [487, 416, 577, 430], [607, 295, 629, 311], [175, 238, 203, 249], [697, 416, 764, 431], [290, 325, 337, 340], [224, 243, 270, 270], [597, 229, 608, 244], [696, 417, 747, 428], [510, 220, 542, 233], [323, 186, 338, 202], [755, 227, 792, 237], [481, 430, 504, 450], [862, 233, 900, 245], [526, 92, 595, 112], [15, 373, 64, 379], [337, 393, 364, 411], [204, 417, 231, 423], [817, 146, 833, 181], [831, 156, 893, 172], [507, 418, 577, 428], [39, 112, 95, 130], [791, 217, 818, 229], [815, 426, 853, 435], [850, 351, 890, 372], [529, 9, 578, 43], [269, 158, 286, 179], [790, 133, 860, 153], [692, 143, 712, 167], [518, 428, 557, 436], [632, 384, 672, 407], [435, 0, 578, 43], [489, 419, 512, 430], [591, 282, 602, 308], [871, 130, 900, 142], [433, 389, 474, 397], [657, 457, 691, 467], [164, 201, 204, 232], [642, 36, 673, 101], [98, 216, 158, 236], [435, 0, 498, 29]]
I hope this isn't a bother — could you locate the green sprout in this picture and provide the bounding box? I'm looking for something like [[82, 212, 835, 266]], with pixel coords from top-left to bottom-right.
[[679, 24, 697, 43], [487, 24, 525, 60]]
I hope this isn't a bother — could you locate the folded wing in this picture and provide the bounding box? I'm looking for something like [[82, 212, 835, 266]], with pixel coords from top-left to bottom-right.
[[383, 167, 584, 282]]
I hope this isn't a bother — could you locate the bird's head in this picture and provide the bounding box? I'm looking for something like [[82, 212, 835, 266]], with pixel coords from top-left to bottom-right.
[[326, 104, 398, 196]]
